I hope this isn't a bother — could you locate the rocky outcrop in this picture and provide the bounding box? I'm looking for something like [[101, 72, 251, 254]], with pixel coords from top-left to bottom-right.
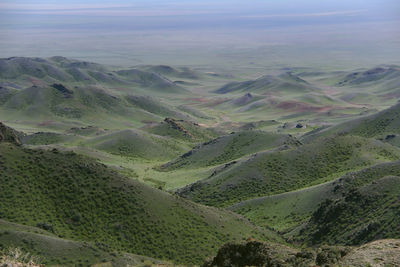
[[0, 122, 22, 145], [164, 118, 193, 138], [203, 239, 400, 267]]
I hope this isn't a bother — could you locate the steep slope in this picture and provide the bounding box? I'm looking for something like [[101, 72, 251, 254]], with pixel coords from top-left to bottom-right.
[[295, 161, 400, 246], [230, 161, 400, 232], [302, 102, 400, 145], [0, 122, 22, 145], [215, 72, 317, 94], [144, 117, 219, 143], [178, 136, 400, 207], [0, 219, 169, 266], [204, 239, 400, 267], [162, 131, 300, 171], [0, 139, 279, 265]]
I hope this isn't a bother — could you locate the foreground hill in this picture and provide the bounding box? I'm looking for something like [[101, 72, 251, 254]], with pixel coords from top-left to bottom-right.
[[295, 161, 400, 246], [178, 135, 400, 207], [204, 239, 400, 267], [230, 161, 400, 234], [0, 128, 279, 265], [0, 219, 170, 266]]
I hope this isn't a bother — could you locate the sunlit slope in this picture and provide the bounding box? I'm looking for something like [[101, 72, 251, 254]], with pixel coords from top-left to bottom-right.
[[302, 102, 400, 146], [230, 161, 400, 233], [0, 140, 279, 265], [296, 163, 400, 246], [162, 131, 300, 170], [178, 136, 400, 207]]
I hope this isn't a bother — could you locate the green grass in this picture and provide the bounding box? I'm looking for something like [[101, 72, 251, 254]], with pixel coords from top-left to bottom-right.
[[178, 135, 400, 207], [144, 118, 219, 143], [86, 129, 188, 160], [161, 131, 300, 171], [302, 102, 400, 144], [229, 160, 400, 233], [0, 219, 169, 267], [229, 180, 339, 232], [297, 172, 400, 246], [0, 142, 280, 265]]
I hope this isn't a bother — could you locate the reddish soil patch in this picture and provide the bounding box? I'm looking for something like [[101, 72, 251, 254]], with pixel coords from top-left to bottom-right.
[[37, 121, 55, 127], [382, 92, 400, 100], [29, 77, 47, 87], [186, 97, 209, 103], [276, 101, 332, 113]]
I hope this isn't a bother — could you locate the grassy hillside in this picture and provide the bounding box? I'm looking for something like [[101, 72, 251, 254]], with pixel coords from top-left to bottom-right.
[[295, 161, 400, 246], [336, 66, 400, 92], [230, 160, 400, 233], [0, 57, 198, 132], [229, 180, 339, 232], [178, 136, 400, 207], [144, 118, 219, 143], [162, 131, 300, 170], [0, 219, 170, 267], [86, 129, 187, 160], [0, 141, 280, 265], [302, 102, 400, 145], [204, 239, 400, 267], [214, 72, 317, 94]]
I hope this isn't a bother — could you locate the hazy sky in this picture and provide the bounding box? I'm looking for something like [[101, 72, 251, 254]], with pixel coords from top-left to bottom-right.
[[0, 0, 399, 67]]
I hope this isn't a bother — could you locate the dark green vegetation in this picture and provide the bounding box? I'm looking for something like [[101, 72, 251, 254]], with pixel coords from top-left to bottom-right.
[[296, 162, 400, 246], [144, 118, 219, 143], [203, 239, 400, 267], [162, 131, 300, 170], [0, 122, 22, 145], [303, 102, 400, 145], [179, 135, 400, 207], [86, 129, 186, 160], [0, 138, 279, 265]]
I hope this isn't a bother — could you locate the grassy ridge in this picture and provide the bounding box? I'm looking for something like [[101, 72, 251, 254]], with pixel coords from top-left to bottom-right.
[[214, 73, 317, 94], [230, 160, 400, 233], [298, 174, 400, 246], [229, 181, 338, 232], [162, 131, 300, 170], [178, 136, 400, 207], [0, 142, 279, 265], [302, 102, 400, 143], [86, 129, 187, 160]]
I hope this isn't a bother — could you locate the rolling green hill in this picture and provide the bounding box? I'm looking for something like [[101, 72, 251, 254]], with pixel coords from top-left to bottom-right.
[[86, 129, 187, 160], [230, 160, 400, 233], [294, 161, 400, 246], [302, 102, 400, 145], [0, 134, 279, 265], [162, 131, 300, 171], [336, 66, 400, 92], [214, 72, 318, 94], [178, 135, 400, 207], [144, 117, 219, 143]]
